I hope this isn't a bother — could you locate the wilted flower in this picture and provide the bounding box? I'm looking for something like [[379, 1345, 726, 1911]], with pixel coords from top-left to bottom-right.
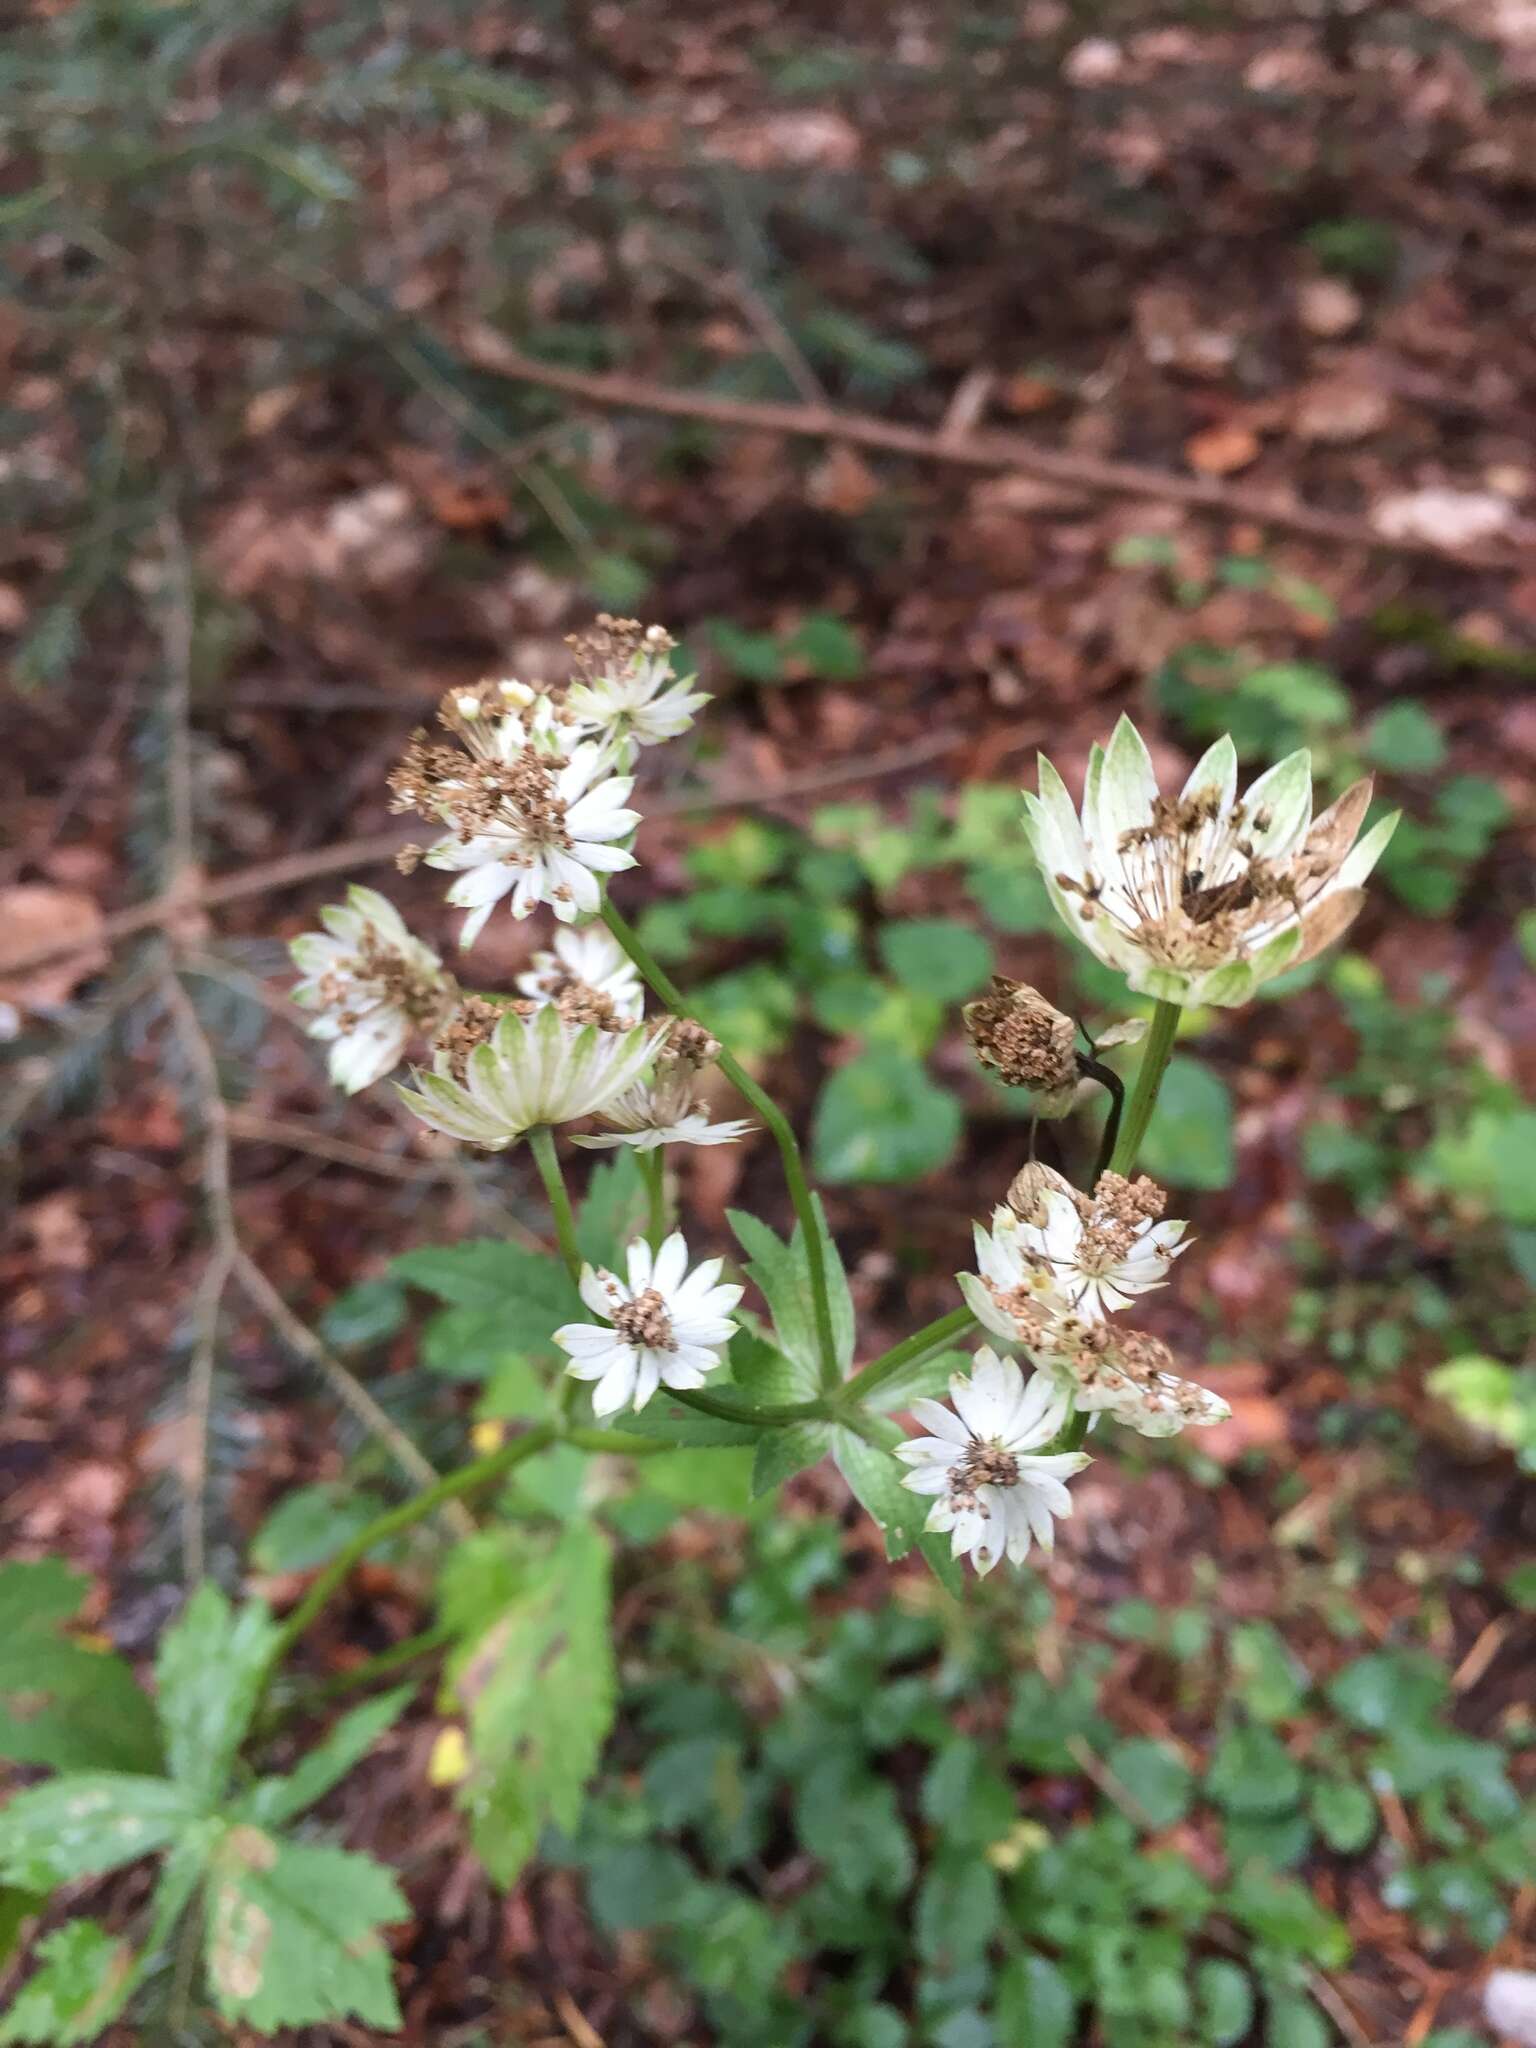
[[964, 978, 1080, 1112], [555, 1233, 743, 1415], [967, 1174, 1188, 1326], [1025, 718, 1399, 1006], [397, 1001, 663, 1150], [573, 1016, 754, 1151], [564, 617, 708, 751], [895, 1349, 1088, 1575], [515, 924, 643, 1026], [390, 690, 639, 943], [290, 885, 451, 1093], [1037, 1317, 1231, 1439]]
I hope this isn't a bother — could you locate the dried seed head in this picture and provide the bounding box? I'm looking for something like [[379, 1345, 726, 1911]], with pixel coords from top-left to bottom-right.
[[566, 613, 675, 685], [658, 1017, 719, 1071], [434, 994, 526, 1080], [964, 978, 1079, 1106], [611, 1286, 675, 1350]]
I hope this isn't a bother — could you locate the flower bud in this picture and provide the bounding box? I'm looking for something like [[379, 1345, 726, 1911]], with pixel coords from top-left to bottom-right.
[[1005, 1160, 1073, 1225], [963, 978, 1079, 1111]]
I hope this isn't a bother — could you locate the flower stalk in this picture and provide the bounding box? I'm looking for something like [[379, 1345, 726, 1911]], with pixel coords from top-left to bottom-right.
[[529, 1125, 583, 1283], [599, 896, 841, 1391], [1107, 999, 1180, 1178]]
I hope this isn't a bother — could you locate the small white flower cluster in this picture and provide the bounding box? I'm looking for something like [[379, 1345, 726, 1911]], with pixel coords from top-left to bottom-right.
[[291, 621, 751, 1158], [902, 1162, 1225, 1575], [555, 1232, 744, 1416]]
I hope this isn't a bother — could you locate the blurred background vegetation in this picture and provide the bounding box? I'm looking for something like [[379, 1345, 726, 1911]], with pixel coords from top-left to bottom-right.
[[3, 0, 1536, 2042]]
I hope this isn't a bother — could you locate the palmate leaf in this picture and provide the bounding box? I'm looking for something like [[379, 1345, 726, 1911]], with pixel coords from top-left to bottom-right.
[[831, 1418, 929, 1562], [392, 1239, 581, 1346], [235, 1687, 415, 1831], [202, 1827, 406, 2032], [0, 1921, 134, 2046], [0, 1774, 198, 1892], [0, 1562, 160, 1774], [752, 1420, 834, 1498], [861, 1349, 972, 1415], [154, 1585, 279, 1808], [445, 1523, 615, 1886]]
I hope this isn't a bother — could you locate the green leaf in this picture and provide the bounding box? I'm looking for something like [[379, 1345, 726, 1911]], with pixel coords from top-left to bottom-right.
[[445, 1524, 614, 1886], [1430, 1107, 1536, 1225], [790, 614, 864, 680], [420, 1305, 549, 1384], [1137, 1056, 1235, 1191], [576, 1151, 647, 1266], [1227, 1868, 1349, 1967], [319, 1279, 407, 1349], [915, 1855, 1000, 1971], [878, 918, 994, 1002], [0, 1563, 160, 1774], [0, 1921, 134, 2046], [1308, 1778, 1377, 1854], [616, 1397, 761, 1447], [1197, 1958, 1256, 2047], [832, 1421, 927, 1561], [862, 1350, 971, 1414], [729, 1200, 855, 1382], [707, 619, 785, 684], [155, 1587, 279, 1808], [642, 1448, 755, 1515], [237, 1688, 414, 1830], [995, 1952, 1075, 2048], [1365, 700, 1446, 775], [0, 1774, 198, 1890], [203, 1828, 406, 2031], [812, 1048, 962, 1185], [1230, 1622, 1310, 1723], [392, 1239, 582, 1334], [1207, 1725, 1303, 1819], [1106, 1738, 1194, 1829], [1325, 1650, 1447, 1733], [250, 1483, 391, 1572], [753, 1421, 834, 1497], [1265, 1992, 1332, 2048]]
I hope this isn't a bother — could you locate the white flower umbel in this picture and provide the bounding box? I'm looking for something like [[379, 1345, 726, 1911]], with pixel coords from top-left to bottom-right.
[[573, 1016, 754, 1152], [397, 1001, 664, 1151], [964, 1174, 1188, 1327], [1041, 1318, 1231, 1439], [515, 923, 643, 1025], [556, 1233, 744, 1416], [895, 1349, 1088, 1576], [390, 690, 639, 943], [1025, 718, 1399, 1007], [565, 618, 708, 752], [290, 885, 450, 1094], [573, 1085, 755, 1152]]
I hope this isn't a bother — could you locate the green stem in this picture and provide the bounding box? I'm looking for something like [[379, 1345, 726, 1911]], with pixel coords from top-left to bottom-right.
[[269, 1427, 556, 1666], [667, 1384, 835, 1426], [529, 1124, 582, 1281], [639, 1148, 668, 1251], [1080, 1053, 1125, 1185], [566, 1424, 671, 1456], [600, 898, 840, 1390], [843, 1305, 977, 1407], [1055, 1409, 1091, 1454], [1107, 1000, 1180, 1179]]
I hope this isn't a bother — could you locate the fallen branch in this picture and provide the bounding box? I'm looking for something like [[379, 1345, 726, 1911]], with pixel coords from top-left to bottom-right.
[[458, 328, 1527, 570], [3, 732, 960, 984]]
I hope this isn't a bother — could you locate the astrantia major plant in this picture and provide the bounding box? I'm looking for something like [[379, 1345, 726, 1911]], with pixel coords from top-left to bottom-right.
[[0, 615, 1399, 2040]]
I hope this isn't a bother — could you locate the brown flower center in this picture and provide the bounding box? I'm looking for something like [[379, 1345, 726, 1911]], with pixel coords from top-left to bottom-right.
[[950, 1439, 1021, 1510], [611, 1287, 674, 1350]]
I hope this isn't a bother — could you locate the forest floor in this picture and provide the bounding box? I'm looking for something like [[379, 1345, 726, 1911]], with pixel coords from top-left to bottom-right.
[[4, 2, 1536, 2043]]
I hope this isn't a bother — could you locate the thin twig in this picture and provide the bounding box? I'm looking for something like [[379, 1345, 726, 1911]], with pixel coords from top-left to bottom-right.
[[232, 1249, 474, 1538], [2, 732, 961, 983], [225, 1107, 456, 1184], [159, 512, 198, 892], [162, 965, 472, 1536], [457, 329, 1530, 569], [159, 973, 237, 1581]]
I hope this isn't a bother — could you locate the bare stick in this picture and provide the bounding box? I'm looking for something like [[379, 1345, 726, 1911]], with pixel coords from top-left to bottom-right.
[[458, 329, 1527, 569], [2, 732, 960, 984]]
